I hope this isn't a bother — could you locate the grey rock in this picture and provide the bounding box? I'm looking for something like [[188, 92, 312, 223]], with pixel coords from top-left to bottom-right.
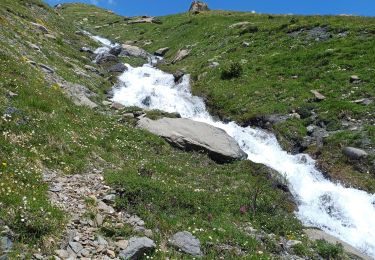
[[304, 229, 371, 260], [137, 117, 247, 163], [68, 242, 83, 254], [49, 184, 62, 192], [169, 231, 203, 257], [96, 53, 118, 65], [30, 22, 49, 34], [154, 47, 170, 56], [61, 83, 98, 109], [350, 75, 361, 83], [39, 64, 55, 74], [97, 235, 108, 246], [343, 147, 368, 160], [108, 63, 127, 73], [103, 194, 116, 203], [97, 200, 115, 214], [109, 45, 123, 56], [33, 254, 43, 259], [121, 44, 149, 59], [242, 41, 250, 47], [27, 42, 40, 51], [55, 249, 69, 259], [119, 237, 155, 260], [111, 102, 125, 110], [310, 90, 326, 101], [84, 65, 100, 74], [80, 47, 94, 54], [96, 213, 104, 226], [0, 236, 13, 252], [209, 61, 220, 68], [352, 98, 373, 106], [189, 1, 210, 13], [127, 16, 161, 25], [141, 96, 151, 107], [4, 106, 21, 116], [172, 49, 190, 64], [307, 27, 331, 41]]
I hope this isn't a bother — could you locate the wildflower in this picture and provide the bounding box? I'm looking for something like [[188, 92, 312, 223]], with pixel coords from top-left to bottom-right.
[[1, 162, 6, 167]]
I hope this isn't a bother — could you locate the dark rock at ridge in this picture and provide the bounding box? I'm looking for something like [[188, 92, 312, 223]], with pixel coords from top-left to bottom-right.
[[189, 1, 210, 13], [137, 117, 247, 163]]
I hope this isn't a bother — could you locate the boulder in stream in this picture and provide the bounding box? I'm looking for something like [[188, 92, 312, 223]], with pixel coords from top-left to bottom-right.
[[137, 117, 247, 163]]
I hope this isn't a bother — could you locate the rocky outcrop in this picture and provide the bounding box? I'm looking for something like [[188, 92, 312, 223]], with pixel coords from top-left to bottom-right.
[[169, 231, 203, 257], [62, 83, 98, 109], [119, 237, 155, 259], [154, 47, 170, 57], [107, 63, 127, 73], [304, 229, 371, 260], [127, 16, 162, 25], [189, 1, 209, 13], [137, 117, 247, 163]]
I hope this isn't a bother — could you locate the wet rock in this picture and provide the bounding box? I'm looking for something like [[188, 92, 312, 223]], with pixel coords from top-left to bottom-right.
[[343, 147, 368, 160], [80, 47, 94, 54], [189, 1, 209, 13], [310, 90, 326, 101], [109, 45, 123, 56], [119, 237, 155, 260], [30, 22, 49, 34], [108, 63, 127, 73], [172, 49, 190, 64], [169, 231, 203, 257], [121, 44, 149, 59], [304, 229, 371, 260], [154, 47, 170, 57], [141, 96, 151, 107], [173, 70, 185, 84], [244, 114, 290, 128], [137, 117, 247, 163], [96, 53, 118, 65], [350, 75, 361, 84]]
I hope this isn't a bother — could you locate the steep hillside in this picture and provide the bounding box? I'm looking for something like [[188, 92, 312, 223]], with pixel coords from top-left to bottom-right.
[[0, 1, 336, 259], [60, 3, 375, 193]]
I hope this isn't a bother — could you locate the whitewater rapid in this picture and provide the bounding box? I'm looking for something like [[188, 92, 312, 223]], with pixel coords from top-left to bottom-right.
[[90, 34, 375, 258], [110, 63, 375, 258]]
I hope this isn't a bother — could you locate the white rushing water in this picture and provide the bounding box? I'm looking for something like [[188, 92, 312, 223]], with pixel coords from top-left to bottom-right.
[[111, 63, 375, 258]]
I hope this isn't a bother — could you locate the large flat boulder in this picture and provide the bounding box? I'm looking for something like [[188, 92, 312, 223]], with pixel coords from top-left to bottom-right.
[[137, 117, 247, 163], [304, 229, 371, 260]]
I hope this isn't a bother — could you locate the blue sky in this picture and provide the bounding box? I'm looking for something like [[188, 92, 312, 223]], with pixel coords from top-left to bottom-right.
[[45, 0, 375, 17]]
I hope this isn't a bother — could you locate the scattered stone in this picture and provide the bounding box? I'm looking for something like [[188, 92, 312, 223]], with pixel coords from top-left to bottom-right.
[[39, 64, 55, 74], [6, 91, 18, 98], [307, 27, 331, 41], [350, 75, 361, 83], [209, 61, 220, 68], [342, 147, 368, 160], [109, 45, 123, 56], [96, 213, 104, 226], [172, 49, 190, 64], [144, 229, 153, 238], [352, 98, 373, 106], [111, 102, 125, 110], [49, 184, 62, 192], [45, 34, 57, 40], [80, 47, 94, 54], [173, 70, 185, 84], [286, 240, 302, 249], [304, 229, 371, 260], [0, 236, 13, 253], [310, 90, 326, 101], [97, 200, 115, 214], [119, 237, 155, 260], [30, 22, 49, 34], [108, 63, 127, 73], [116, 240, 129, 250], [27, 42, 40, 51], [169, 231, 203, 257], [242, 41, 250, 47], [80, 249, 90, 257], [3, 106, 20, 116], [102, 100, 112, 106], [69, 242, 83, 254], [97, 235, 108, 246], [33, 253, 43, 259], [55, 249, 69, 259], [121, 44, 149, 59], [103, 194, 116, 203], [154, 47, 170, 56], [189, 1, 210, 13]]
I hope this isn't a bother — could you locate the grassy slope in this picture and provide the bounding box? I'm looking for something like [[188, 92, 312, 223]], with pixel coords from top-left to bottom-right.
[[0, 1, 322, 258], [60, 3, 375, 192]]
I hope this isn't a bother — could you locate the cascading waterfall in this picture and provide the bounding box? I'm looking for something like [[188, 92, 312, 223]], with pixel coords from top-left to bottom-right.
[[90, 35, 375, 258], [112, 64, 375, 258]]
